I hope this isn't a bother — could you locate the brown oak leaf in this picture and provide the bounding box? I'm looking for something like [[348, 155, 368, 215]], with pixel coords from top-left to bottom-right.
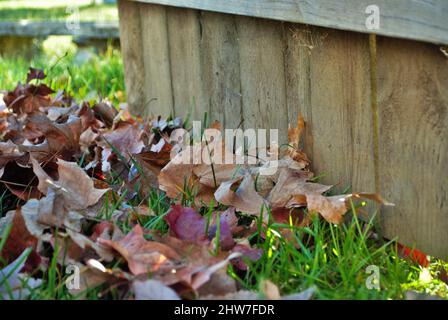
[[98, 225, 181, 275]]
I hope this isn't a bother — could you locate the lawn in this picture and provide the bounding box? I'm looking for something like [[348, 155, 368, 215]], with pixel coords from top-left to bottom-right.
[[1, 35, 447, 301], [0, 1, 118, 22], [0, 37, 125, 105]]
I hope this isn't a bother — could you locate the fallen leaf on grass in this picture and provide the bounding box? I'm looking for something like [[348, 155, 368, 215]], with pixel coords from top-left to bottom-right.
[[26, 67, 46, 83], [93, 101, 118, 128], [200, 290, 259, 300], [100, 121, 145, 171], [0, 141, 27, 175], [189, 252, 241, 291], [65, 229, 115, 262], [148, 235, 241, 294], [1, 161, 43, 200], [214, 174, 266, 216], [0, 249, 42, 300], [98, 225, 181, 275], [66, 261, 114, 297], [266, 167, 328, 209], [4, 83, 54, 115], [32, 157, 109, 210], [22, 188, 84, 233], [164, 205, 207, 244], [282, 286, 316, 300], [20, 114, 82, 161], [230, 244, 263, 271], [307, 193, 394, 224], [164, 205, 238, 251], [306, 194, 349, 224], [132, 279, 180, 300], [260, 279, 281, 300], [0, 209, 41, 271], [158, 143, 240, 205], [201, 285, 316, 300]]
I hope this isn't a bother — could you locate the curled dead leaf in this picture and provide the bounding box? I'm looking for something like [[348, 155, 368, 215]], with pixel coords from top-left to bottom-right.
[[132, 279, 180, 300], [31, 157, 109, 210], [98, 225, 181, 275], [0, 209, 41, 272], [214, 174, 266, 216]]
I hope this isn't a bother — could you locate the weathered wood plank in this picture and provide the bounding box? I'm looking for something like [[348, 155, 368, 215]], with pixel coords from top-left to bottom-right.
[[129, 0, 448, 45], [117, 0, 145, 115], [236, 16, 289, 144], [139, 3, 174, 118], [166, 7, 205, 120], [377, 38, 448, 258], [283, 24, 314, 159], [199, 12, 243, 129], [0, 21, 119, 38], [119, 3, 448, 257], [308, 29, 375, 195]]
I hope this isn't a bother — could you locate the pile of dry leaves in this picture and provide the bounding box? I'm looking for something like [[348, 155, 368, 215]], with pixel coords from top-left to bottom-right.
[[0, 68, 389, 300]]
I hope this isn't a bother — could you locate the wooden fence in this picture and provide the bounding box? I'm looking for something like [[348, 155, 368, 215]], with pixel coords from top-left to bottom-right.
[[117, 0, 448, 258]]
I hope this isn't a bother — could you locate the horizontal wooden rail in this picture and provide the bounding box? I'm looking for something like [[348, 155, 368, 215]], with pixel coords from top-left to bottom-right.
[[129, 0, 448, 45], [0, 21, 119, 39]]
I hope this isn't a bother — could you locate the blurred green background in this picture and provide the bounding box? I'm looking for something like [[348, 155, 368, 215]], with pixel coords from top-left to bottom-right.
[[0, 0, 124, 105]]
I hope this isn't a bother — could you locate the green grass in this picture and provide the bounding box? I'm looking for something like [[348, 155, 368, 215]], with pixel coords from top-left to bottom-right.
[[13, 192, 448, 300], [0, 38, 125, 105], [1, 42, 448, 300], [241, 211, 409, 299], [0, 1, 118, 22], [16, 151, 446, 300], [1, 145, 447, 300]]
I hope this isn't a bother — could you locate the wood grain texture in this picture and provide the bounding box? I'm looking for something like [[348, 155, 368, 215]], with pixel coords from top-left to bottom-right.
[[120, 3, 448, 257], [308, 29, 375, 195], [166, 7, 205, 120], [199, 12, 243, 129], [0, 21, 119, 38], [236, 16, 289, 144], [129, 0, 448, 45], [139, 3, 174, 118], [117, 0, 145, 115], [283, 24, 314, 159], [377, 37, 448, 258]]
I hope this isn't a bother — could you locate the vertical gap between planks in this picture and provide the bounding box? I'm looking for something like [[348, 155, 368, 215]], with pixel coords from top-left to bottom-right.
[[369, 33, 382, 224], [164, 9, 176, 118], [280, 22, 290, 132], [134, 2, 147, 117]]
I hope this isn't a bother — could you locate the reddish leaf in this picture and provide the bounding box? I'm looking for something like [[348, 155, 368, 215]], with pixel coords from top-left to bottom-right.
[[26, 68, 46, 83], [4, 83, 54, 114], [231, 244, 263, 271], [164, 205, 207, 244], [397, 243, 429, 267], [164, 205, 236, 250], [0, 209, 41, 272], [98, 225, 181, 275]]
